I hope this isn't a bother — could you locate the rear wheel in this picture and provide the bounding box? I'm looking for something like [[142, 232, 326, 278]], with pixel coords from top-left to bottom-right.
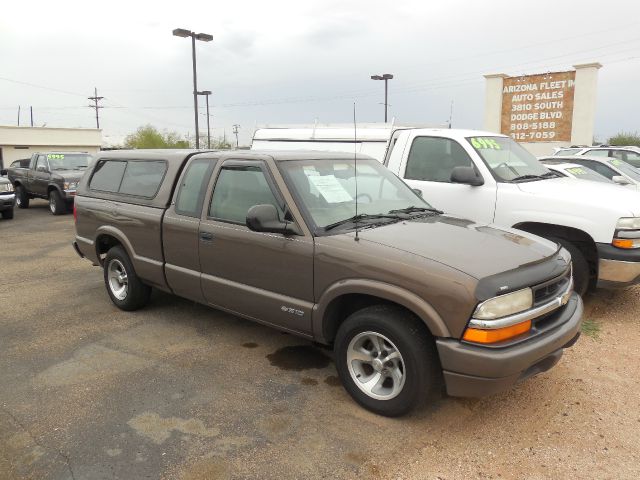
[[334, 305, 440, 417], [15, 185, 29, 209], [49, 190, 65, 215], [1, 208, 13, 220], [548, 237, 589, 295], [103, 246, 151, 311]]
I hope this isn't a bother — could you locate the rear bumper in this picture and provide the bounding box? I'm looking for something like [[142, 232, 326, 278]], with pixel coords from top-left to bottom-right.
[[0, 193, 15, 210], [436, 293, 583, 397], [596, 243, 640, 288]]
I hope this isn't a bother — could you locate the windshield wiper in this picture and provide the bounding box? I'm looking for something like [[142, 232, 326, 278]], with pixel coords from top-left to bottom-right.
[[324, 213, 402, 232], [511, 173, 554, 182], [388, 206, 443, 215]]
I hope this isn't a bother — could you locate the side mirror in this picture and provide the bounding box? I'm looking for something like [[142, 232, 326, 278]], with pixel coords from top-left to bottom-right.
[[450, 166, 484, 186], [0, 169, 7, 176], [612, 175, 631, 186], [412, 188, 423, 197], [246, 204, 290, 235], [36, 165, 49, 173]]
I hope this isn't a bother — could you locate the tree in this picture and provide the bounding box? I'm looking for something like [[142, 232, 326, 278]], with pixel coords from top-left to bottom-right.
[[194, 133, 233, 149], [608, 131, 640, 147], [124, 125, 190, 149]]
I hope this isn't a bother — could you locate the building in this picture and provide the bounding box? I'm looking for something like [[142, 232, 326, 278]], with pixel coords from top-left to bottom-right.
[[0, 126, 102, 169]]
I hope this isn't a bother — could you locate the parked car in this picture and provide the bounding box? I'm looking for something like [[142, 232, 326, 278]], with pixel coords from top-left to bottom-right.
[[73, 149, 582, 417], [7, 152, 91, 215], [259, 126, 640, 294], [540, 161, 616, 184], [574, 146, 640, 169], [0, 175, 15, 219], [541, 155, 640, 189], [552, 146, 589, 156]]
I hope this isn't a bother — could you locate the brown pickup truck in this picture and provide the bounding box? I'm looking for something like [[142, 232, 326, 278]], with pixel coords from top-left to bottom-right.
[[73, 150, 582, 416]]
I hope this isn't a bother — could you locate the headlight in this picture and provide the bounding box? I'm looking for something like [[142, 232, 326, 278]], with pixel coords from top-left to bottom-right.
[[613, 217, 640, 249], [64, 181, 78, 190], [616, 217, 640, 230], [472, 287, 533, 320], [0, 183, 14, 193]]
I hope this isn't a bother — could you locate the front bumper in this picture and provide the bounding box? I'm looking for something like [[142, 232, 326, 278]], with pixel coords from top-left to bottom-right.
[[0, 193, 16, 211], [596, 243, 640, 288], [436, 293, 583, 397]]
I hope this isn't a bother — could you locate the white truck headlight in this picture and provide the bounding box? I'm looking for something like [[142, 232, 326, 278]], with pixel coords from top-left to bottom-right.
[[64, 181, 78, 190], [0, 183, 14, 193], [473, 287, 533, 320], [613, 217, 640, 249]]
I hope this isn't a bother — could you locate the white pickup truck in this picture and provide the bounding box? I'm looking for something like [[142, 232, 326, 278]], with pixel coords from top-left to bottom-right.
[[382, 128, 640, 294], [252, 126, 640, 294]]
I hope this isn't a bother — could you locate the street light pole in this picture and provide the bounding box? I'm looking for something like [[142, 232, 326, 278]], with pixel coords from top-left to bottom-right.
[[198, 90, 212, 149], [370, 73, 394, 122], [173, 28, 213, 149]]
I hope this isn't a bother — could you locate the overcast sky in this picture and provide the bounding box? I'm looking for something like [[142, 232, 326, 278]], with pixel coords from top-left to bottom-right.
[[1, 0, 638, 146]]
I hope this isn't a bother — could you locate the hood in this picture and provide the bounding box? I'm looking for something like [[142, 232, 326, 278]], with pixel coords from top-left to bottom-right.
[[51, 170, 85, 182], [354, 214, 560, 280], [516, 177, 640, 216]]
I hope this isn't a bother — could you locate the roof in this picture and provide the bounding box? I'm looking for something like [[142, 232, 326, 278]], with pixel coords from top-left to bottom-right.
[[542, 161, 584, 169]]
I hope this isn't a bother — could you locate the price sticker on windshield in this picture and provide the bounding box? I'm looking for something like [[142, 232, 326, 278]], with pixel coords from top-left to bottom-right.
[[47, 154, 65, 160], [611, 159, 624, 166], [308, 175, 353, 203], [567, 167, 586, 175], [470, 137, 502, 150]]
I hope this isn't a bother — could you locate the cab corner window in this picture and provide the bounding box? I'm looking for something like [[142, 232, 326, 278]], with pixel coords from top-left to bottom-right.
[[89, 160, 127, 192], [175, 159, 212, 217], [209, 166, 283, 224], [405, 137, 473, 182]]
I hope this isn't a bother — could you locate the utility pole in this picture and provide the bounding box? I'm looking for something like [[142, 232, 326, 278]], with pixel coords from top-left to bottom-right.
[[233, 124, 240, 148], [30, 106, 34, 127], [198, 90, 212, 148], [88, 87, 104, 129], [370, 74, 394, 122], [17, 105, 20, 126]]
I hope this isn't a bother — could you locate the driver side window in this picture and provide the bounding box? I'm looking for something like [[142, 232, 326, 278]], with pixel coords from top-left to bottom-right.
[[35, 155, 48, 172], [405, 137, 474, 182]]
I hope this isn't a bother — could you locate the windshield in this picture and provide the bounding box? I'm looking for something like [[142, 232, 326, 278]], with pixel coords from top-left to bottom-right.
[[46, 153, 91, 170], [467, 136, 550, 181], [279, 158, 431, 232], [564, 166, 613, 183], [609, 159, 640, 182]]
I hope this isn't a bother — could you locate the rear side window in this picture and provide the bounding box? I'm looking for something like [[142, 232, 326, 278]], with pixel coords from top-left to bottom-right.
[[119, 161, 167, 198], [175, 159, 213, 217], [90, 160, 127, 192], [90, 159, 167, 198]]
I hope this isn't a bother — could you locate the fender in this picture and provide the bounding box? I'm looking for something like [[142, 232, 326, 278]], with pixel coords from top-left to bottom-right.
[[312, 278, 450, 343], [94, 225, 167, 291]]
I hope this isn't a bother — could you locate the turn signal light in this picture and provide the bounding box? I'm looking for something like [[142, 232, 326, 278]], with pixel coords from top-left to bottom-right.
[[462, 320, 531, 344], [612, 238, 639, 249]]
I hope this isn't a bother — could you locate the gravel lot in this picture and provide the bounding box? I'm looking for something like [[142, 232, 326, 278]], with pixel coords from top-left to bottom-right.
[[1, 201, 639, 480]]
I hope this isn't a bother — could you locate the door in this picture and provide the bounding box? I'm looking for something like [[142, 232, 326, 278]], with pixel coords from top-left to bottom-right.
[[31, 154, 51, 197], [163, 157, 216, 302], [199, 160, 315, 335], [398, 134, 498, 223]]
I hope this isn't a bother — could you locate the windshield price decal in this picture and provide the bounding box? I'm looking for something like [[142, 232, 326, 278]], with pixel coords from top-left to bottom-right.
[[47, 154, 65, 160], [567, 167, 586, 175], [470, 137, 502, 150], [611, 159, 623, 166]]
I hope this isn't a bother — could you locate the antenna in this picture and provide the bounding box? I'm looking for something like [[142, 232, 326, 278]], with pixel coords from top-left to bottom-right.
[[353, 102, 359, 242]]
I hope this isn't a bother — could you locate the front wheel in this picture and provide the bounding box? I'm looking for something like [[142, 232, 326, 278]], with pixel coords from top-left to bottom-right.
[[103, 246, 151, 311], [1, 208, 14, 220], [547, 237, 590, 295], [49, 190, 65, 215], [334, 305, 440, 417], [15, 185, 29, 209]]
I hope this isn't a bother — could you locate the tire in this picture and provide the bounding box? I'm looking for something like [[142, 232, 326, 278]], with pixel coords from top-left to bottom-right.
[[334, 304, 440, 417], [103, 246, 151, 311], [548, 237, 589, 295], [48, 190, 65, 215], [1, 208, 14, 220], [15, 185, 29, 209]]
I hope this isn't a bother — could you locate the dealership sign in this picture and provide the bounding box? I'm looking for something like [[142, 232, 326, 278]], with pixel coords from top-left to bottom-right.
[[500, 71, 576, 142]]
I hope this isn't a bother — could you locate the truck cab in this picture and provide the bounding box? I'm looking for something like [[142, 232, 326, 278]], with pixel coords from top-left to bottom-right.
[[384, 128, 640, 294]]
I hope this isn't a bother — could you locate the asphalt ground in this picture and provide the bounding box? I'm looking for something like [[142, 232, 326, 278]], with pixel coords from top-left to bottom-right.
[[1, 200, 639, 480]]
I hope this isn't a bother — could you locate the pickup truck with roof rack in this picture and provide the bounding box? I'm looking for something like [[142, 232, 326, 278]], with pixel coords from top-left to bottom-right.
[[7, 151, 92, 215], [73, 149, 581, 416]]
